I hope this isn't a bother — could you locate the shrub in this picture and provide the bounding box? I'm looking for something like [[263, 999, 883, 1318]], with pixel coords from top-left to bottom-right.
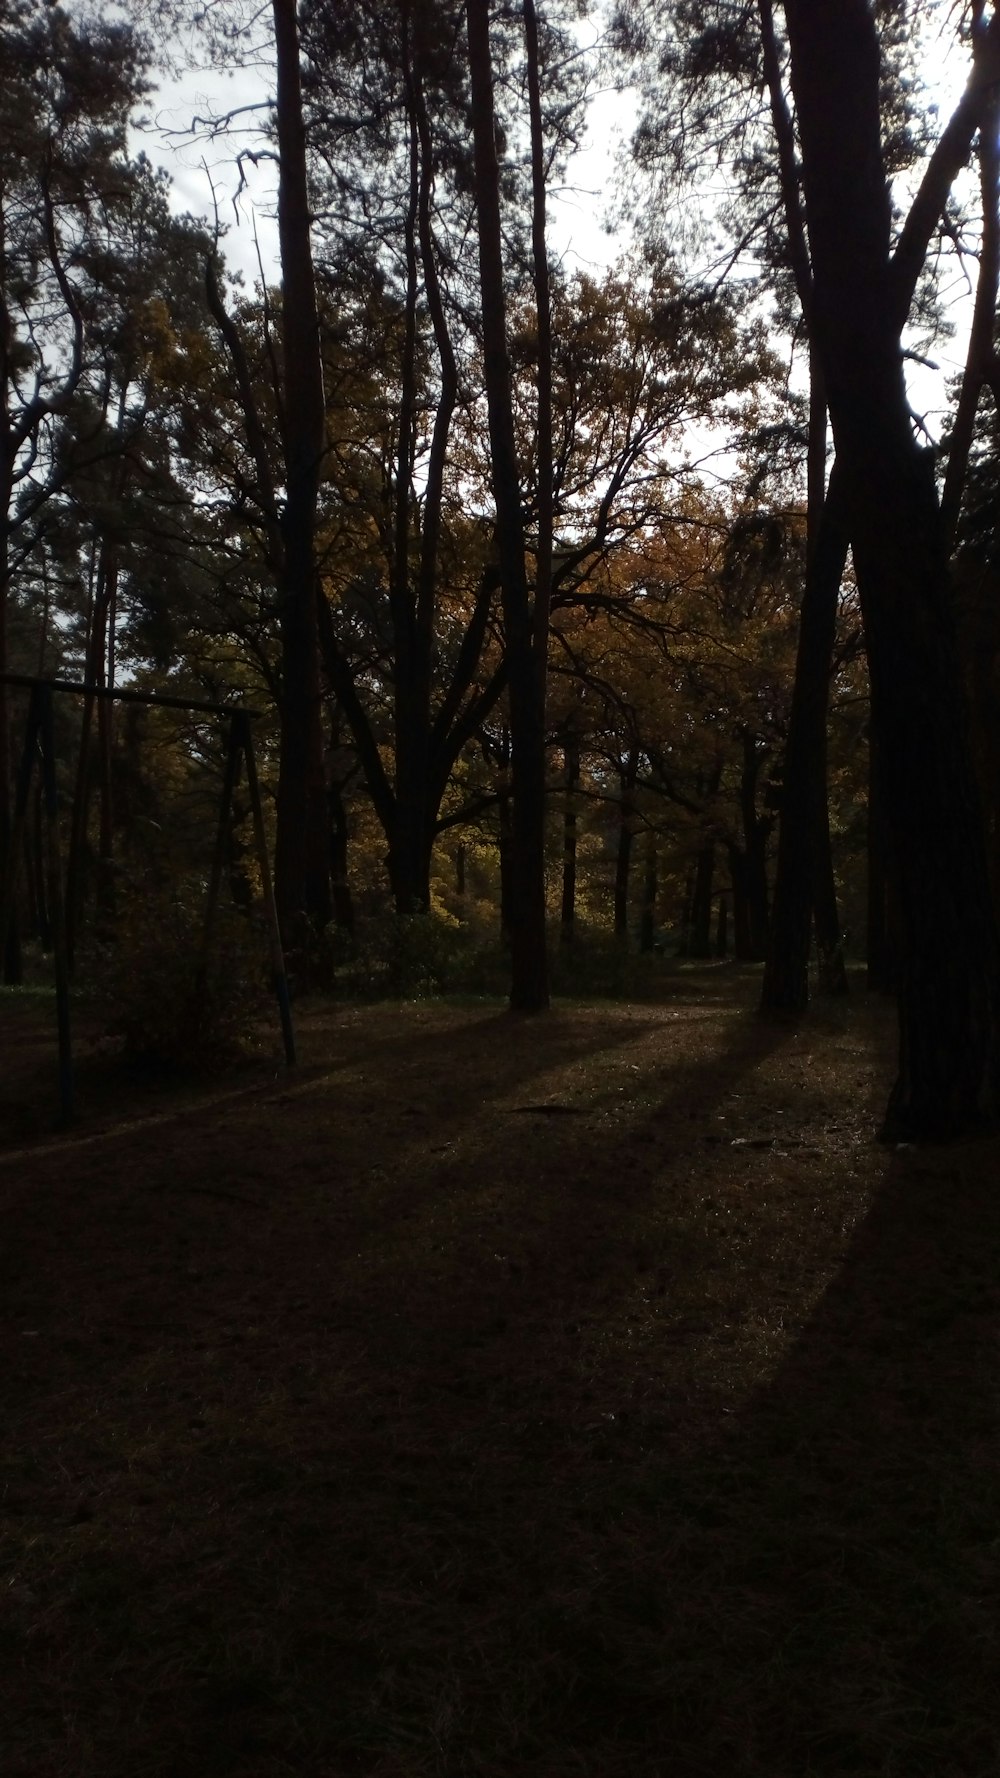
[[94, 880, 269, 1071], [333, 908, 476, 1000]]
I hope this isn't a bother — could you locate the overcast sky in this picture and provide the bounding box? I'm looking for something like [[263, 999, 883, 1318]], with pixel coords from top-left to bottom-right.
[[139, 10, 977, 447], [143, 22, 623, 290]]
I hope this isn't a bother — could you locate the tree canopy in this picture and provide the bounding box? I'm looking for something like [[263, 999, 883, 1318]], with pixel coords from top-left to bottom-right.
[[3, 0, 1000, 1132]]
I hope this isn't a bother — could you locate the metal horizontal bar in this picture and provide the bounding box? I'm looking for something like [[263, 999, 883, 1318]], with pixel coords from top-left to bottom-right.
[[0, 672, 262, 720]]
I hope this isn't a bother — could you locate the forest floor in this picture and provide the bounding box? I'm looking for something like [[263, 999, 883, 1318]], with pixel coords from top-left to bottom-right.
[[2, 964, 1000, 1778]]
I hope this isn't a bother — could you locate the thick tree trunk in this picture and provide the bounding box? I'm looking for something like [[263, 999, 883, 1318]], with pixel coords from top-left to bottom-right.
[[272, 0, 331, 940], [387, 820, 434, 916], [784, 0, 1000, 1135], [467, 0, 548, 1010]]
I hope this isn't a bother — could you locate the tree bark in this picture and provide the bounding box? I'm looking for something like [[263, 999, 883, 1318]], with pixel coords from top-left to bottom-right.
[[762, 450, 849, 1010], [614, 749, 638, 939], [272, 0, 331, 939], [729, 844, 754, 963], [783, 0, 1000, 1135], [639, 825, 658, 954], [738, 730, 771, 960], [559, 723, 580, 947], [689, 839, 715, 959], [940, 48, 1000, 549], [467, 0, 549, 1010], [866, 729, 896, 994], [715, 894, 728, 959]]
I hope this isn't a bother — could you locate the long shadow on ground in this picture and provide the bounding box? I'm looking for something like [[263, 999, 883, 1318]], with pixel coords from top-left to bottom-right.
[[6, 989, 987, 1778]]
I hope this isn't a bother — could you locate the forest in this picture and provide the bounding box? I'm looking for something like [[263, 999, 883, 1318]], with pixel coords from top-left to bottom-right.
[[4, 2, 1000, 1774], [3, 0, 999, 1137]]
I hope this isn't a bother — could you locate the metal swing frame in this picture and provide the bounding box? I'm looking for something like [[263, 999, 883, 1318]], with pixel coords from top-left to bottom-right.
[[0, 672, 295, 1125]]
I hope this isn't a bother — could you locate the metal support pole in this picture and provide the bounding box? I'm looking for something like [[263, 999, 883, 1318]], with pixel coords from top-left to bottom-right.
[[0, 686, 43, 975], [38, 687, 73, 1124]]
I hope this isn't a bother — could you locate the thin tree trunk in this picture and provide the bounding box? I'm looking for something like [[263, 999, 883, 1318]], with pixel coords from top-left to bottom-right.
[[559, 724, 579, 947], [738, 731, 771, 960], [866, 730, 896, 993], [690, 840, 714, 959], [941, 3, 1000, 549], [715, 894, 728, 958], [95, 549, 117, 929], [639, 826, 658, 954], [0, 440, 20, 983], [272, 0, 331, 939], [614, 749, 638, 939], [328, 780, 355, 936], [813, 789, 848, 994], [729, 845, 754, 962], [762, 421, 849, 1010], [524, 0, 554, 672], [498, 790, 514, 938]]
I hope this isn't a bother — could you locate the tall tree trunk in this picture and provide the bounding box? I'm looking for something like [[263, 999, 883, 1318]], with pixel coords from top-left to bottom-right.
[[467, 0, 548, 1010], [328, 780, 355, 936], [738, 731, 771, 960], [66, 543, 115, 968], [559, 724, 580, 947], [729, 845, 754, 962], [866, 729, 896, 993], [762, 422, 849, 1010], [498, 788, 514, 938], [639, 826, 658, 954], [784, 0, 1000, 1135], [715, 894, 728, 959], [524, 0, 554, 670], [95, 548, 117, 929], [272, 0, 331, 939], [0, 437, 20, 984], [813, 789, 848, 994], [689, 840, 714, 959], [940, 4, 1000, 549], [614, 749, 638, 939], [387, 28, 431, 917]]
